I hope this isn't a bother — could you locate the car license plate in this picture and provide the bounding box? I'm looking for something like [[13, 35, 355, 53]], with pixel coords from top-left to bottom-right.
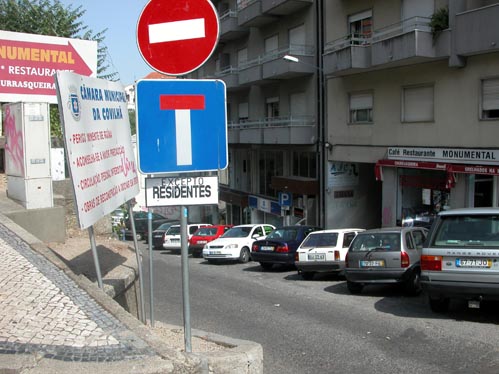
[[455, 258, 492, 268], [360, 260, 385, 267], [171, 238, 180, 242], [308, 253, 325, 261], [209, 251, 221, 255], [261, 246, 274, 251]]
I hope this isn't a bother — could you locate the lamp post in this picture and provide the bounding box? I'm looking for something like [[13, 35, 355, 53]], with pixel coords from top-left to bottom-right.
[[282, 51, 327, 228]]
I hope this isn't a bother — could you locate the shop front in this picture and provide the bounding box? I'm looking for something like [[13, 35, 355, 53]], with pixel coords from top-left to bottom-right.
[[376, 147, 499, 227]]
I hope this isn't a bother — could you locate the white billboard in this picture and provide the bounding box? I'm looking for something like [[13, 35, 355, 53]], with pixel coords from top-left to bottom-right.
[[55, 72, 139, 229]]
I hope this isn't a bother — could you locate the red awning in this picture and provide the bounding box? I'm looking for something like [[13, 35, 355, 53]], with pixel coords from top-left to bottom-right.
[[376, 159, 499, 189]]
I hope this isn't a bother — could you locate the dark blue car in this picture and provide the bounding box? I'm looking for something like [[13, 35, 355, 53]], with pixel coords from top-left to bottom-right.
[[251, 225, 321, 270]]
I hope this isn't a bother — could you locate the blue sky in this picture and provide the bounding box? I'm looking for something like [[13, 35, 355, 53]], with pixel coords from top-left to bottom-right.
[[61, 0, 153, 85]]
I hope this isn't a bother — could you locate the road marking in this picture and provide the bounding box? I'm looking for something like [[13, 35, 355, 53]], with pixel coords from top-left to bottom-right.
[[149, 18, 206, 44]]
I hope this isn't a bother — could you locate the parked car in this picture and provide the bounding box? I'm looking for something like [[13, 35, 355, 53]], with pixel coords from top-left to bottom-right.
[[344, 226, 428, 295], [295, 228, 365, 280], [203, 224, 275, 263], [124, 211, 170, 240], [149, 221, 180, 249], [421, 208, 499, 312], [111, 208, 126, 227], [251, 226, 321, 270], [163, 223, 211, 252], [189, 225, 233, 257]]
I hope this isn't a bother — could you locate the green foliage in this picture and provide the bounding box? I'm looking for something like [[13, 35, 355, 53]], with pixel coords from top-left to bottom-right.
[[0, 0, 119, 138], [128, 109, 136, 135], [430, 7, 449, 42]]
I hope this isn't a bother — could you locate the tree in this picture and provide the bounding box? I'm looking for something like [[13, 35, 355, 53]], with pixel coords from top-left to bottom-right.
[[0, 0, 119, 137]]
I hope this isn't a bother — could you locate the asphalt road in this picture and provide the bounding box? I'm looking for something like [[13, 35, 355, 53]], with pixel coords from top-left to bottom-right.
[[138, 243, 499, 374]]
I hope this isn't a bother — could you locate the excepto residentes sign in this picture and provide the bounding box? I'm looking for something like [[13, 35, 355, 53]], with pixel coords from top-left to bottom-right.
[[145, 176, 219, 206]]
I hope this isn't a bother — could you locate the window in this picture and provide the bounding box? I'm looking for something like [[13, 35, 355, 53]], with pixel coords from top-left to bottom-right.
[[264, 35, 278, 54], [405, 232, 415, 249], [349, 92, 373, 124], [481, 78, 499, 119], [266, 97, 280, 119], [412, 230, 425, 249], [402, 85, 434, 122], [259, 150, 284, 196], [293, 151, 316, 178], [349, 10, 372, 43], [239, 102, 248, 122], [237, 48, 248, 68], [343, 232, 357, 248], [289, 24, 305, 53]]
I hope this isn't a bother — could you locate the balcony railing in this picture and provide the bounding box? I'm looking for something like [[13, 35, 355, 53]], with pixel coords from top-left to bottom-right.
[[219, 9, 238, 20], [261, 44, 315, 62], [324, 33, 372, 54], [229, 115, 315, 129], [372, 16, 431, 43], [237, 0, 259, 11], [213, 66, 239, 77]]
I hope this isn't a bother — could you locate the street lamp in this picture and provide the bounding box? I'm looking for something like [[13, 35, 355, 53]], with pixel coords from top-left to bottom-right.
[[282, 54, 327, 227]]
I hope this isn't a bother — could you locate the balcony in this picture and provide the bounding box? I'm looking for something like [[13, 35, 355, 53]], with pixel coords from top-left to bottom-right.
[[229, 116, 316, 144], [262, 0, 313, 16], [454, 4, 499, 56], [237, 0, 277, 27], [323, 34, 372, 76], [371, 17, 447, 67], [219, 9, 248, 41], [211, 66, 239, 90], [238, 57, 265, 85], [262, 45, 316, 79]]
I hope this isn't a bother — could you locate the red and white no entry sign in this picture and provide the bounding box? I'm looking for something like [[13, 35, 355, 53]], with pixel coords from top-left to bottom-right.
[[136, 0, 220, 76]]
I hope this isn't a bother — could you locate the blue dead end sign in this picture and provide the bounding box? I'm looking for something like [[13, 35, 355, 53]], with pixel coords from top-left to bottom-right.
[[136, 79, 227, 174]]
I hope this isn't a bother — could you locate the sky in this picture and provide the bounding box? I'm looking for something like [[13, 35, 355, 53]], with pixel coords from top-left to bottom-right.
[[60, 0, 154, 85]]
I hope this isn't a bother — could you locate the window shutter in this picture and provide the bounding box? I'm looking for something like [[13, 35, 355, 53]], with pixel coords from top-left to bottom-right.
[[239, 102, 248, 118], [482, 78, 499, 110], [350, 93, 373, 110], [403, 85, 433, 122]]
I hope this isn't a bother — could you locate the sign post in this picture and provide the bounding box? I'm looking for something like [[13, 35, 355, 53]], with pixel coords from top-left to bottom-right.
[[136, 0, 223, 352]]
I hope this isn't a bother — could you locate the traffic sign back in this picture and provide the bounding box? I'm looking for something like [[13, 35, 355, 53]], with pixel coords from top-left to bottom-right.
[[136, 0, 219, 76]]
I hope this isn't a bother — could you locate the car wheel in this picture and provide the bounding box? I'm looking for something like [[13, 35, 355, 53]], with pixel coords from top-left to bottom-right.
[[405, 269, 422, 296], [429, 296, 450, 313], [239, 247, 250, 263], [347, 281, 363, 294], [260, 262, 273, 270], [300, 272, 315, 280]]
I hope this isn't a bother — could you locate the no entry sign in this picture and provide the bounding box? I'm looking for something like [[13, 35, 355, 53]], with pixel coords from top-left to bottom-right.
[[136, 0, 220, 76]]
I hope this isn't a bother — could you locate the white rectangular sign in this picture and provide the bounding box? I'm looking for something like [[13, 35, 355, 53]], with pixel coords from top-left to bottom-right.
[[145, 176, 219, 206], [55, 71, 139, 229]]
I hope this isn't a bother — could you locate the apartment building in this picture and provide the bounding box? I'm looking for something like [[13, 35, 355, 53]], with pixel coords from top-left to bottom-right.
[[189, 0, 322, 226], [324, 0, 499, 228], [189, 0, 499, 229]]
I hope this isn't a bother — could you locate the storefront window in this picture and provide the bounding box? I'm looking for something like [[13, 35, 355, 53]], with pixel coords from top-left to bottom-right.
[[474, 175, 493, 207], [398, 168, 449, 228]]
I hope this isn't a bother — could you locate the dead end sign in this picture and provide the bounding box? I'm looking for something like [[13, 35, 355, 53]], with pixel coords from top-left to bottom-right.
[[136, 0, 220, 76]]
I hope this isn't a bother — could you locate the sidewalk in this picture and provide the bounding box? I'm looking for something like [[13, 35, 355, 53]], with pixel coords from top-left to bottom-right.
[[0, 186, 262, 373]]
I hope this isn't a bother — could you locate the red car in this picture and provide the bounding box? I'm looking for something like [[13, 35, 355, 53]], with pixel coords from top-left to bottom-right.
[[189, 225, 233, 257]]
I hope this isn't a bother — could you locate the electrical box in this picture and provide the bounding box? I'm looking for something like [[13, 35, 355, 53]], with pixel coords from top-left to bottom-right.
[[3, 102, 53, 209]]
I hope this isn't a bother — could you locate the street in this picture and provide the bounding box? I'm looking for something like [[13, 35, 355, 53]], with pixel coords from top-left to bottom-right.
[[139, 243, 499, 374]]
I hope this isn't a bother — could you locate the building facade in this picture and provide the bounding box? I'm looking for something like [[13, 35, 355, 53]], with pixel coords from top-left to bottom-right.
[[188, 0, 499, 229], [324, 0, 499, 229]]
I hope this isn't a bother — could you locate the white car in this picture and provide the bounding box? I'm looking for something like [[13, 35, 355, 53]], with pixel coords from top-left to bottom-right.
[[203, 224, 275, 263], [163, 223, 210, 251], [295, 228, 365, 280]]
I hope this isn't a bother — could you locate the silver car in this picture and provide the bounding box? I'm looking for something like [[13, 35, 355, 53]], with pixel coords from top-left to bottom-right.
[[345, 227, 428, 295], [421, 208, 499, 312]]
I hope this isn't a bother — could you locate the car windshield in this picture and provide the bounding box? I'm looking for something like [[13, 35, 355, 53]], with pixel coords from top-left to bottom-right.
[[157, 223, 174, 230], [222, 226, 252, 238], [195, 227, 218, 236], [350, 233, 400, 252], [165, 226, 180, 235], [266, 228, 298, 241], [431, 214, 499, 248], [300, 232, 338, 248]]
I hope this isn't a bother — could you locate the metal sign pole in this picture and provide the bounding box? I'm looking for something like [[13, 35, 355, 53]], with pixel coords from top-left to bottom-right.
[[87, 226, 103, 289], [148, 208, 155, 327], [180, 205, 192, 352], [127, 202, 147, 324]]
